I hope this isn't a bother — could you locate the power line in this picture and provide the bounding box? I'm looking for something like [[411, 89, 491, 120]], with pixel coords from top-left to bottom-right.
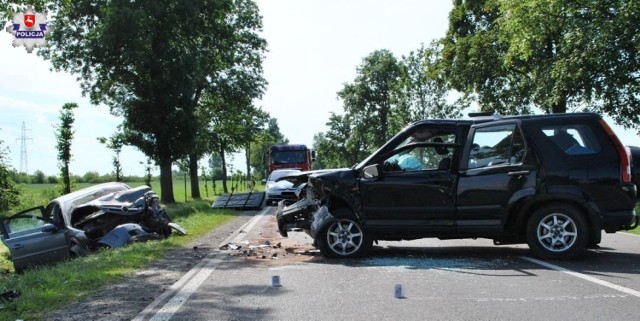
[[16, 121, 33, 174]]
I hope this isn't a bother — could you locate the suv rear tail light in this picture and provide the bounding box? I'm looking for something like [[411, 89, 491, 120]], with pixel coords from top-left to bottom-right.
[[599, 119, 632, 184]]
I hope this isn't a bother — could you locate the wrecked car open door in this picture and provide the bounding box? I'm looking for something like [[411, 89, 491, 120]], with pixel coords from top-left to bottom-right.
[[0, 207, 70, 272]]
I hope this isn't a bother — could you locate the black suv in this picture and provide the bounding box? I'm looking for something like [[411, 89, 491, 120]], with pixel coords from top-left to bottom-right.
[[276, 113, 639, 259]]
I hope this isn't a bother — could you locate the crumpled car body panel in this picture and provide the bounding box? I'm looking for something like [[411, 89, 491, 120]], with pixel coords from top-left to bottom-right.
[[0, 182, 186, 272], [97, 223, 162, 248], [276, 168, 360, 240]]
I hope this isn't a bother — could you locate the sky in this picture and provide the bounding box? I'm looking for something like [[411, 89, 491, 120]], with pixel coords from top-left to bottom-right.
[[1, 0, 639, 177]]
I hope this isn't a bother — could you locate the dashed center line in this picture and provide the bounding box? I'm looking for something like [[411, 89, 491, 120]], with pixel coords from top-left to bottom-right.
[[520, 256, 640, 298]]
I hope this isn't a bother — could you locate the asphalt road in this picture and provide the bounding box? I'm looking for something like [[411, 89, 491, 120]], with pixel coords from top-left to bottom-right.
[[133, 207, 640, 321]]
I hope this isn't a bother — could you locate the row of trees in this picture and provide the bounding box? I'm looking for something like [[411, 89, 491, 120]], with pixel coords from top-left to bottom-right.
[[4, 1, 638, 201], [9, 170, 154, 185], [3, 0, 282, 203], [313, 0, 640, 168]]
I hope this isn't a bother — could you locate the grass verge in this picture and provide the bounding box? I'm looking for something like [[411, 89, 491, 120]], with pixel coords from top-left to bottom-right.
[[0, 199, 234, 321]]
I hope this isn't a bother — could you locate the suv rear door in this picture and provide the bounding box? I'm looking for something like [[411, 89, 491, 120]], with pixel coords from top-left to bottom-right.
[[456, 121, 536, 233]]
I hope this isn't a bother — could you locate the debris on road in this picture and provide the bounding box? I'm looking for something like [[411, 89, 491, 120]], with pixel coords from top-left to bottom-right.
[[219, 243, 242, 250]]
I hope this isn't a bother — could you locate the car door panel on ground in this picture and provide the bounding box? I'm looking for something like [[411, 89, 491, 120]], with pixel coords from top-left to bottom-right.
[[0, 207, 70, 271]]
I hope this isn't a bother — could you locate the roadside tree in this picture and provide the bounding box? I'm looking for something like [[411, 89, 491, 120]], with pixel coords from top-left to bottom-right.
[[41, 0, 266, 203], [55, 102, 77, 195], [97, 134, 124, 182], [0, 139, 20, 215], [439, 0, 640, 128]]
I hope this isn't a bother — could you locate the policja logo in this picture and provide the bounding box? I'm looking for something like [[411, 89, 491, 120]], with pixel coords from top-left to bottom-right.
[[5, 6, 52, 53]]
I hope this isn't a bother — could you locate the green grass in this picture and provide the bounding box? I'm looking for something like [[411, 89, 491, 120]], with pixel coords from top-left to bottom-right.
[[0, 199, 235, 321], [624, 205, 640, 235]]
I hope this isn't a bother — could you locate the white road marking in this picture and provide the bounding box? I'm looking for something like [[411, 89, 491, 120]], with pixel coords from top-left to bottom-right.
[[132, 207, 270, 321], [520, 256, 640, 298]]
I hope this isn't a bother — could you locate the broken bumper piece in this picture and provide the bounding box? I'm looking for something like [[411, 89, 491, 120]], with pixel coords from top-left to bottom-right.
[[97, 223, 162, 248], [276, 200, 338, 240], [276, 198, 316, 237]]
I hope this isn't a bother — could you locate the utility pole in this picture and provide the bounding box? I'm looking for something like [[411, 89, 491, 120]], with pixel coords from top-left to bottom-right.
[[16, 121, 33, 174]]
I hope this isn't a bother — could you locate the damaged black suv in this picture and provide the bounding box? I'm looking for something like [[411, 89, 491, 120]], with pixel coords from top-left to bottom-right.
[[277, 113, 640, 259]]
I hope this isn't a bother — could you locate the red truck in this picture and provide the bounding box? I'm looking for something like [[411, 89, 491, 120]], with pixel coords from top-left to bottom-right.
[[266, 144, 314, 174]]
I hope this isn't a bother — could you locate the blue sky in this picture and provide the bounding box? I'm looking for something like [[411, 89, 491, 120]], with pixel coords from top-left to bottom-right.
[[1, 1, 638, 177]]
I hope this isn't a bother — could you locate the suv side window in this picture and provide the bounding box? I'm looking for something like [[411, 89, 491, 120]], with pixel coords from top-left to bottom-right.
[[541, 125, 601, 155], [468, 124, 526, 169], [382, 135, 455, 173]]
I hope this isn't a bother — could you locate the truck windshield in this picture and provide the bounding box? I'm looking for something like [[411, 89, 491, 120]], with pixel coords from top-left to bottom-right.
[[271, 151, 307, 164]]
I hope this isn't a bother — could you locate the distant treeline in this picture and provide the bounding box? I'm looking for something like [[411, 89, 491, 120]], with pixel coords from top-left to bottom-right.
[[9, 169, 229, 185]]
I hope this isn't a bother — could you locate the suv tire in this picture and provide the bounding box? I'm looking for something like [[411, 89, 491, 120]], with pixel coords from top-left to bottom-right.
[[317, 208, 373, 258], [526, 204, 588, 259]]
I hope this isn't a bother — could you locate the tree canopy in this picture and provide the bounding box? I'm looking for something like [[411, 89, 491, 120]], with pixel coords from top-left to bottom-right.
[[439, 0, 640, 128], [314, 47, 467, 169], [40, 0, 267, 202]]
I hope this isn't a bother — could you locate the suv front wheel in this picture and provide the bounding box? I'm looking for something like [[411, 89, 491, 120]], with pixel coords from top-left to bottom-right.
[[526, 204, 588, 260], [317, 210, 373, 258]]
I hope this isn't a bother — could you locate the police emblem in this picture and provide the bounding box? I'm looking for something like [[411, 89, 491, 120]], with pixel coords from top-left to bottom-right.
[[5, 6, 53, 53]]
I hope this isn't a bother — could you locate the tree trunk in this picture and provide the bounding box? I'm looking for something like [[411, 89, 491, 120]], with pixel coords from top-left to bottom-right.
[[189, 154, 201, 199], [159, 156, 175, 203], [552, 96, 567, 114], [219, 145, 228, 194], [245, 145, 251, 189], [212, 174, 217, 195], [62, 162, 71, 194], [380, 102, 389, 145]]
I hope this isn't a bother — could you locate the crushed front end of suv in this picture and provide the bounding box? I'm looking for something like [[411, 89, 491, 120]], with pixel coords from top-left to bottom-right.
[[276, 113, 639, 260]]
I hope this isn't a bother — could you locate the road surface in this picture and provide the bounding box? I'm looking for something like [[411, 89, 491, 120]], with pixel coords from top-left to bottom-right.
[[132, 206, 640, 321]]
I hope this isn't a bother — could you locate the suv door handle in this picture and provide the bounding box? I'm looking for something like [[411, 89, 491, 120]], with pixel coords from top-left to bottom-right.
[[508, 170, 530, 176], [12, 244, 23, 249]]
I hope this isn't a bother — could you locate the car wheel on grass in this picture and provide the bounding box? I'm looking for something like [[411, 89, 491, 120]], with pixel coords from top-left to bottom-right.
[[317, 209, 372, 258], [526, 204, 588, 259]]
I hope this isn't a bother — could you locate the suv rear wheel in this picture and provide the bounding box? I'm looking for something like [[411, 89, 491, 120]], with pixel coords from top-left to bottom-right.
[[526, 204, 588, 259], [317, 209, 372, 258]]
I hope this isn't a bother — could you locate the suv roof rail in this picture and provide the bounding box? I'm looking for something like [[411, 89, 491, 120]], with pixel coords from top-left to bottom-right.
[[468, 112, 493, 117], [468, 112, 503, 120]]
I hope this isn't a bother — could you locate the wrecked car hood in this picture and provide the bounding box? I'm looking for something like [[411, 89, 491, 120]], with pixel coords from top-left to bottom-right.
[[267, 179, 295, 190], [275, 168, 352, 187]]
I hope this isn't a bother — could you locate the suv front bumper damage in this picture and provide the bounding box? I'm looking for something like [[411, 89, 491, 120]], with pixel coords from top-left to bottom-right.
[[276, 199, 336, 239]]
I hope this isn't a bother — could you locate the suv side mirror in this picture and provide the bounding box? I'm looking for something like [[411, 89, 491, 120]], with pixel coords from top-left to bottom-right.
[[363, 164, 380, 178]]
